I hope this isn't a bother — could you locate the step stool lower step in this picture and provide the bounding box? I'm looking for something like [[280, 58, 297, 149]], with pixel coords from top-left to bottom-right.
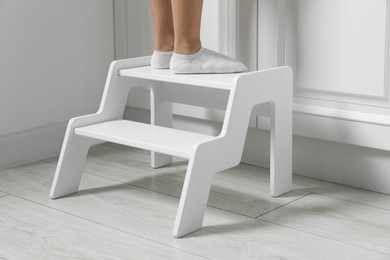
[[75, 120, 216, 159]]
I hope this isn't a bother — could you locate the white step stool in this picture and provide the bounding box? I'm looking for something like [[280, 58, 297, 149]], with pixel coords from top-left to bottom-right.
[[50, 56, 293, 237]]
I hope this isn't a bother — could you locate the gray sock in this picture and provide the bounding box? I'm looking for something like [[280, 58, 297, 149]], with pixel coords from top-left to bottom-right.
[[170, 47, 248, 74], [151, 50, 173, 69]]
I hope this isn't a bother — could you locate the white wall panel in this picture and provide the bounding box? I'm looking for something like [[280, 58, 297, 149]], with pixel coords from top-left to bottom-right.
[[270, 0, 390, 149], [294, 0, 387, 98]]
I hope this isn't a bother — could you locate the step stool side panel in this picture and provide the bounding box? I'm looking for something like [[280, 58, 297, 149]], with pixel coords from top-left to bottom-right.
[[97, 57, 151, 121], [173, 138, 225, 237], [50, 57, 151, 198], [228, 67, 293, 197], [50, 122, 99, 198], [218, 84, 257, 169], [211, 71, 277, 171]]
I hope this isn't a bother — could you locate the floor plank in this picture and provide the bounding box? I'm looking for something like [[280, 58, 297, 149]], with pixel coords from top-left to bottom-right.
[[293, 174, 390, 211], [0, 160, 388, 260], [0, 195, 203, 260], [258, 193, 390, 255], [45, 144, 309, 217]]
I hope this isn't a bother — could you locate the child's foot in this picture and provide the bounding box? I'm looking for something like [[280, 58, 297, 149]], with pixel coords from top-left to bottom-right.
[[151, 50, 173, 69], [170, 47, 248, 74]]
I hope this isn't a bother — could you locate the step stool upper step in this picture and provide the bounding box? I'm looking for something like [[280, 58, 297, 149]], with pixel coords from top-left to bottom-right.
[[75, 120, 216, 158], [119, 66, 241, 90]]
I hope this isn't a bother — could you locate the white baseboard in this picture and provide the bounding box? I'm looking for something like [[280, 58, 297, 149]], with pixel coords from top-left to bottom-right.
[[0, 123, 66, 171], [125, 106, 390, 195], [243, 127, 390, 195]]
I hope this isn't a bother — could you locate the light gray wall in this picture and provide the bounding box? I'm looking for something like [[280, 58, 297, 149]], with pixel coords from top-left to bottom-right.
[[0, 0, 115, 169], [0, 0, 114, 136]]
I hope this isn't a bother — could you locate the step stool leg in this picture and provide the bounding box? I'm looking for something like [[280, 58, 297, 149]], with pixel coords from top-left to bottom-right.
[[270, 101, 292, 197], [150, 85, 173, 168], [50, 132, 96, 199], [173, 154, 214, 237]]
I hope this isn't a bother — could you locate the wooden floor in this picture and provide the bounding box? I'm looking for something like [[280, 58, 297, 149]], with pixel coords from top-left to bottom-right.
[[1, 143, 390, 259]]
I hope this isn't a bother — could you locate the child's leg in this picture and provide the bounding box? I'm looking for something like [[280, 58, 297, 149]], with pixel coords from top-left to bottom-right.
[[171, 0, 203, 55], [149, 0, 174, 69], [149, 0, 174, 51]]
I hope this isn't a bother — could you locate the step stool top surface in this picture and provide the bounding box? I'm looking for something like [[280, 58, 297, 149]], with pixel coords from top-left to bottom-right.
[[119, 66, 242, 90]]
